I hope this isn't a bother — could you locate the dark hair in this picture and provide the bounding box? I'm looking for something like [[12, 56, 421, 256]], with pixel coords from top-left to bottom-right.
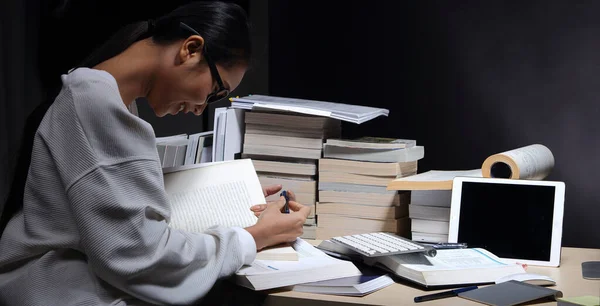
[[81, 1, 251, 68], [0, 1, 251, 236]]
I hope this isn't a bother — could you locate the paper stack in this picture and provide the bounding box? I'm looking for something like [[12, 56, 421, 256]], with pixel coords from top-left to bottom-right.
[[316, 138, 424, 239], [231, 95, 389, 124]]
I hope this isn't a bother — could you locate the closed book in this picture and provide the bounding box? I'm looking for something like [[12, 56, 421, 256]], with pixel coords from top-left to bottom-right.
[[318, 190, 408, 207], [411, 232, 449, 243], [255, 243, 298, 261], [323, 145, 424, 163], [387, 169, 481, 191], [319, 158, 417, 177], [318, 214, 409, 234], [319, 171, 395, 187], [258, 176, 316, 194], [317, 203, 407, 220], [244, 133, 323, 150], [325, 137, 416, 150], [257, 171, 314, 181], [301, 225, 317, 239], [318, 182, 395, 194], [244, 144, 322, 159], [410, 190, 452, 207], [245, 123, 340, 139], [411, 219, 449, 235], [459, 280, 563, 305], [251, 159, 317, 176], [235, 239, 361, 291], [408, 205, 450, 222], [292, 265, 394, 297], [245, 111, 340, 130]]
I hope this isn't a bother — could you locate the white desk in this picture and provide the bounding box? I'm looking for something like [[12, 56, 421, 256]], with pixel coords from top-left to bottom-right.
[[264, 247, 600, 306]]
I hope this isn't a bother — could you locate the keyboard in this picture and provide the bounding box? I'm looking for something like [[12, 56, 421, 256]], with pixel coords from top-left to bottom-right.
[[330, 232, 437, 257]]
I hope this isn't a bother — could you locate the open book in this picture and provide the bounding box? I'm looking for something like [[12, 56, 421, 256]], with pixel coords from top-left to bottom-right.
[[387, 144, 555, 191], [317, 240, 525, 288], [363, 248, 526, 287], [163, 159, 263, 232], [163, 160, 299, 261]]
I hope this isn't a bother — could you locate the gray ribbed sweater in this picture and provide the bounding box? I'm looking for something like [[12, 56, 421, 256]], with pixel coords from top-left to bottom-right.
[[0, 68, 256, 305]]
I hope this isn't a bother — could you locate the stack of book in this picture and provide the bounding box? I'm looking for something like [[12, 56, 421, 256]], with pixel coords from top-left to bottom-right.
[[386, 169, 482, 243], [156, 132, 213, 168], [315, 138, 425, 240], [241, 111, 341, 239]]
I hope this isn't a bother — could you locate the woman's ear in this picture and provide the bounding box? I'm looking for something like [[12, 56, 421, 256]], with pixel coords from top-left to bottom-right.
[[178, 35, 205, 64]]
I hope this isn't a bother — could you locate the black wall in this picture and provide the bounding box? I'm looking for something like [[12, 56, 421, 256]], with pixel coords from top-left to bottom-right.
[[269, 1, 600, 248]]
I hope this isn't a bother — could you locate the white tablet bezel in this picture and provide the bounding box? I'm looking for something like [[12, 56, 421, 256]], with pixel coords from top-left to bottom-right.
[[448, 176, 565, 267]]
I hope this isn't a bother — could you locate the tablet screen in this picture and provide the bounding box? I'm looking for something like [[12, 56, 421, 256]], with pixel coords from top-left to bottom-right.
[[457, 182, 556, 261]]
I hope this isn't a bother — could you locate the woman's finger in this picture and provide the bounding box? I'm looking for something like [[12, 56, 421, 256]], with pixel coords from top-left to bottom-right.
[[262, 185, 282, 197], [250, 204, 267, 212]]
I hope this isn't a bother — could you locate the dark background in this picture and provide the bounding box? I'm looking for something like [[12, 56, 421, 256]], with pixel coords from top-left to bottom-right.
[[1, 1, 598, 248]]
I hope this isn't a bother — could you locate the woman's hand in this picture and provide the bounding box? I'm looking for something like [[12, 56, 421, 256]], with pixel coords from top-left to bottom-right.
[[251, 185, 296, 217], [245, 196, 310, 251]]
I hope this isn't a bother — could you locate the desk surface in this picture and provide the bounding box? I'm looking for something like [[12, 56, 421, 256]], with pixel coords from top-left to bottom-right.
[[264, 247, 600, 306]]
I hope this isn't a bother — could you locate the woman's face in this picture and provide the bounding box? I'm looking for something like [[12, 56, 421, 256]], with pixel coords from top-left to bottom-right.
[[147, 38, 247, 117]]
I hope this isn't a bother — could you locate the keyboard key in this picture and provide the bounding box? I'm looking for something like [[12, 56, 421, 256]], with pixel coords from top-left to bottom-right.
[[329, 232, 433, 257]]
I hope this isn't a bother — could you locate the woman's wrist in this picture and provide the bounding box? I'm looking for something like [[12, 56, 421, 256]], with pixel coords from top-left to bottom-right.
[[245, 225, 268, 251]]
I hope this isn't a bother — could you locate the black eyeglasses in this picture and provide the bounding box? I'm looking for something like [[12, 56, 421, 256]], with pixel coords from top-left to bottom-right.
[[180, 22, 230, 104]]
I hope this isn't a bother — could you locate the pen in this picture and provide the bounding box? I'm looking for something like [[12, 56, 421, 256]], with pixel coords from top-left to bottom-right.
[[420, 242, 468, 250], [414, 286, 478, 303], [280, 190, 290, 213]]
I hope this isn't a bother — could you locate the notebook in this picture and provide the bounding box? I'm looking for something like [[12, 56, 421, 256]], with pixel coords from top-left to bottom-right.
[[458, 280, 563, 306]]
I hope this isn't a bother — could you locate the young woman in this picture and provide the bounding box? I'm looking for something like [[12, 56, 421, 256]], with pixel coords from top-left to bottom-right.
[[0, 2, 309, 305]]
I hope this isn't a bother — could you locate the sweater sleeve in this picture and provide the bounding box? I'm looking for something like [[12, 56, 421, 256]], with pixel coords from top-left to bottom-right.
[[67, 159, 257, 305], [49, 69, 257, 304]]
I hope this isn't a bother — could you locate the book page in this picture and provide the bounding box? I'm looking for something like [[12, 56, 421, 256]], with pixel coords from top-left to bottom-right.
[[402, 248, 509, 272], [393, 170, 482, 182], [164, 159, 265, 233], [481, 144, 554, 180]]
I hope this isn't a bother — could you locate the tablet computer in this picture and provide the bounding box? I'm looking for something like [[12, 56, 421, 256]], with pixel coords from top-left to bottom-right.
[[448, 177, 565, 267]]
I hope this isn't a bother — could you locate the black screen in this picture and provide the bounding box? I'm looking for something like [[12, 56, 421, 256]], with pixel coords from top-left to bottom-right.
[[457, 182, 556, 261]]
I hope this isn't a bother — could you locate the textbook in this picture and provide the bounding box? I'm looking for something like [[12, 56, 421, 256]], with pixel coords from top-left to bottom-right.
[[292, 265, 394, 296], [325, 137, 416, 149], [364, 248, 526, 287], [318, 241, 526, 288], [235, 239, 361, 291]]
